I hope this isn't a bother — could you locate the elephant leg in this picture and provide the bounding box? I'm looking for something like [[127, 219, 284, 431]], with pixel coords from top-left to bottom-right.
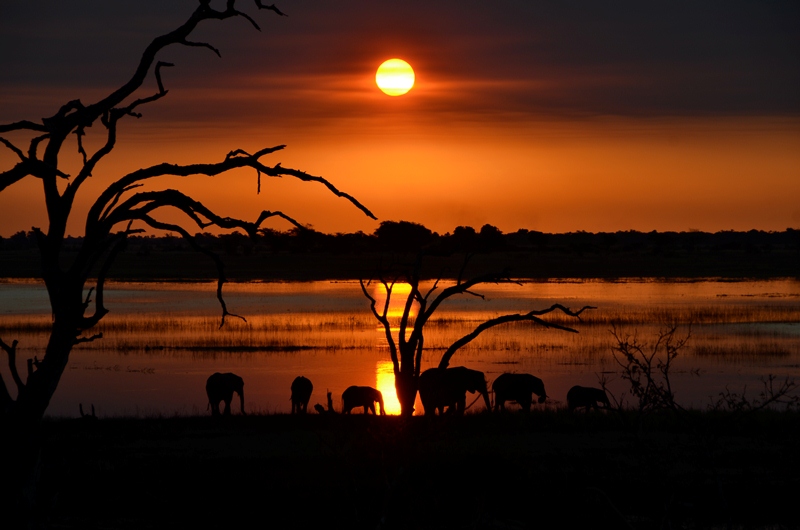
[[211, 401, 221, 416], [521, 397, 532, 412], [223, 399, 232, 416], [368, 404, 376, 415]]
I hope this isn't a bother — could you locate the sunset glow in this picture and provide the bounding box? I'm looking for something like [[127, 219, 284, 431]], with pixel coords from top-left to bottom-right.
[[375, 58, 415, 96], [376, 361, 402, 415]]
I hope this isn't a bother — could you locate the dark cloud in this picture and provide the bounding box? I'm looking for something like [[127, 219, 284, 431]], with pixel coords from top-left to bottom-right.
[[1, 0, 798, 126]]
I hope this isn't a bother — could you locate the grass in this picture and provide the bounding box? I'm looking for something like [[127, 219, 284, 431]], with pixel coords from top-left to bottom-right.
[[33, 409, 800, 530]]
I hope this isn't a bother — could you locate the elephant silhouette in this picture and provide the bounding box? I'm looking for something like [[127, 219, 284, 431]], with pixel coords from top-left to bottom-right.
[[206, 372, 245, 416], [492, 373, 547, 412], [290, 376, 313, 414], [341, 385, 385, 415], [418, 366, 491, 416], [567, 385, 610, 412]]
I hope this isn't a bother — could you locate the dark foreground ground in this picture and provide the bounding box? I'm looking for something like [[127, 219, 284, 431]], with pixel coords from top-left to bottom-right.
[[31, 410, 800, 530]]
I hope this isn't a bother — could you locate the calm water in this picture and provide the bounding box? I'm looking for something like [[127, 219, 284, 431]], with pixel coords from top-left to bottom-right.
[[1, 279, 799, 417]]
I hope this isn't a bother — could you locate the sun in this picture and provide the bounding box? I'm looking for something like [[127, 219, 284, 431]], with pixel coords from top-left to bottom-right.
[[375, 58, 415, 96]]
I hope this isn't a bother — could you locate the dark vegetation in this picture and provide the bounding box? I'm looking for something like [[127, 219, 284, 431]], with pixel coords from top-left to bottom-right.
[[2, 224, 798, 280], [31, 410, 800, 530]]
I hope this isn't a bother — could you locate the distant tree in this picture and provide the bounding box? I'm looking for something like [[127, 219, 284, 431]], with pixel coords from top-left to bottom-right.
[[478, 223, 505, 251], [0, 1, 374, 517], [361, 257, 594, 416], [443, 225, 480, 254], [374, 220, 435, 252]]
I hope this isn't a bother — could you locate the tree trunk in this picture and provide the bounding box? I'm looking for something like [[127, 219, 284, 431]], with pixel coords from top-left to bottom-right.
[[3, 314, 78, 520], [16, 321, 76, 421], [395, 368, 418, 417]]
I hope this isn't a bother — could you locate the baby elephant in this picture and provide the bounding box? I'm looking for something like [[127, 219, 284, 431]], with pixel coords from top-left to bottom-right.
[[342, 385, 385, 415], [290, 376, 313, 414], [492, 373, 547, 412], [567, 385, 610, 412]]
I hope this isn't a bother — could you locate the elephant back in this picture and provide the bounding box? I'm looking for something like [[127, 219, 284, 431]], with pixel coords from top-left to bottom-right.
[[291, 376, 313, 399]]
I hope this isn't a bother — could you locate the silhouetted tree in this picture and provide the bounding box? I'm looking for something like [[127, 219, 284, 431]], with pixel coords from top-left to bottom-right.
[[0, 1, 374, 517], [450, 225, 479, 252], [478, 223, 505, 252], [361, 257, 593, 416], [374, 220, 435, 252]]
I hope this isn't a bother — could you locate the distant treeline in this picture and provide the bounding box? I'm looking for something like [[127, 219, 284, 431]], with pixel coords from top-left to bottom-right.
[[2, 222, 799, 256], [2, 222, 798, 280]]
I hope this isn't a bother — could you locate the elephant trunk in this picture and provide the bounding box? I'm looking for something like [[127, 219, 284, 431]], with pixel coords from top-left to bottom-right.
[[378, 396, 386, 416], [481, 386, 492, 412], [239, 389, 246, 415]]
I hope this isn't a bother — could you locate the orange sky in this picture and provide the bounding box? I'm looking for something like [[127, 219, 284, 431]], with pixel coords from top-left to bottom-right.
[[1, 1, 799, 236]]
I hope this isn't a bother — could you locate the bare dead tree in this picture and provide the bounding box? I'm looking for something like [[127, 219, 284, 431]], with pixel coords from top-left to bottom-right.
[[0, 1, 374, 516], [360, 256, 594, 416], [602, 324, 692, 418]]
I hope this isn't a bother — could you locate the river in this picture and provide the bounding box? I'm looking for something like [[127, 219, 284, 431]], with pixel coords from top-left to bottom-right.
[[1, 278, 799, 417]]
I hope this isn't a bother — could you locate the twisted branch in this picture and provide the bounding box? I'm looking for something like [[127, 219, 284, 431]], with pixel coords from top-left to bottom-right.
[[438, 304, 596, 368]]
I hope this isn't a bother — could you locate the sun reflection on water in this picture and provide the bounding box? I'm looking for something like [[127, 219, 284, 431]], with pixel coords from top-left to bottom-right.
[[376, 361, 401, 415]]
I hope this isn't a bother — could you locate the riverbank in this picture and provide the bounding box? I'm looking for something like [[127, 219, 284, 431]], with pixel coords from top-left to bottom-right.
[[33, 410, 800, 529]]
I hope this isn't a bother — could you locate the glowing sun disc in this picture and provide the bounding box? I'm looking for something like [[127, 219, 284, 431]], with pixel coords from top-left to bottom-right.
[[376, 58, 415, 96]]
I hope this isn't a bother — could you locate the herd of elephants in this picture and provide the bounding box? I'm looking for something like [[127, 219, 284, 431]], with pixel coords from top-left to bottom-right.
[[204, 367, 611, 417]]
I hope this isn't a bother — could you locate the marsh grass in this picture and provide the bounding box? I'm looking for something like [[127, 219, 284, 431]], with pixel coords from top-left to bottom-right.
[[4, 298, 799, 366]]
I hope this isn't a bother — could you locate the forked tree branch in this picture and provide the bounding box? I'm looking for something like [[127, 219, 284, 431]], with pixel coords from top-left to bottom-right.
[[405, 269, 515, 350], [359, 279, 400, 372]]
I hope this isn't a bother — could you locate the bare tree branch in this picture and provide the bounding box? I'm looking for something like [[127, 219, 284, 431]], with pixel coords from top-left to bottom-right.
[[438, 305, 596, 368], [255, 1, 288, 17], [138, 216, 244, 327], [1, 338, 24, 396], [74, 334, 103, 345], [360, 279, 400, 373], [181, 39, 221, 57], [0, 120, 49, 134], [84, 152, 375, 235], [0, 164, 31, 193], [0, 137, 25, 161]]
